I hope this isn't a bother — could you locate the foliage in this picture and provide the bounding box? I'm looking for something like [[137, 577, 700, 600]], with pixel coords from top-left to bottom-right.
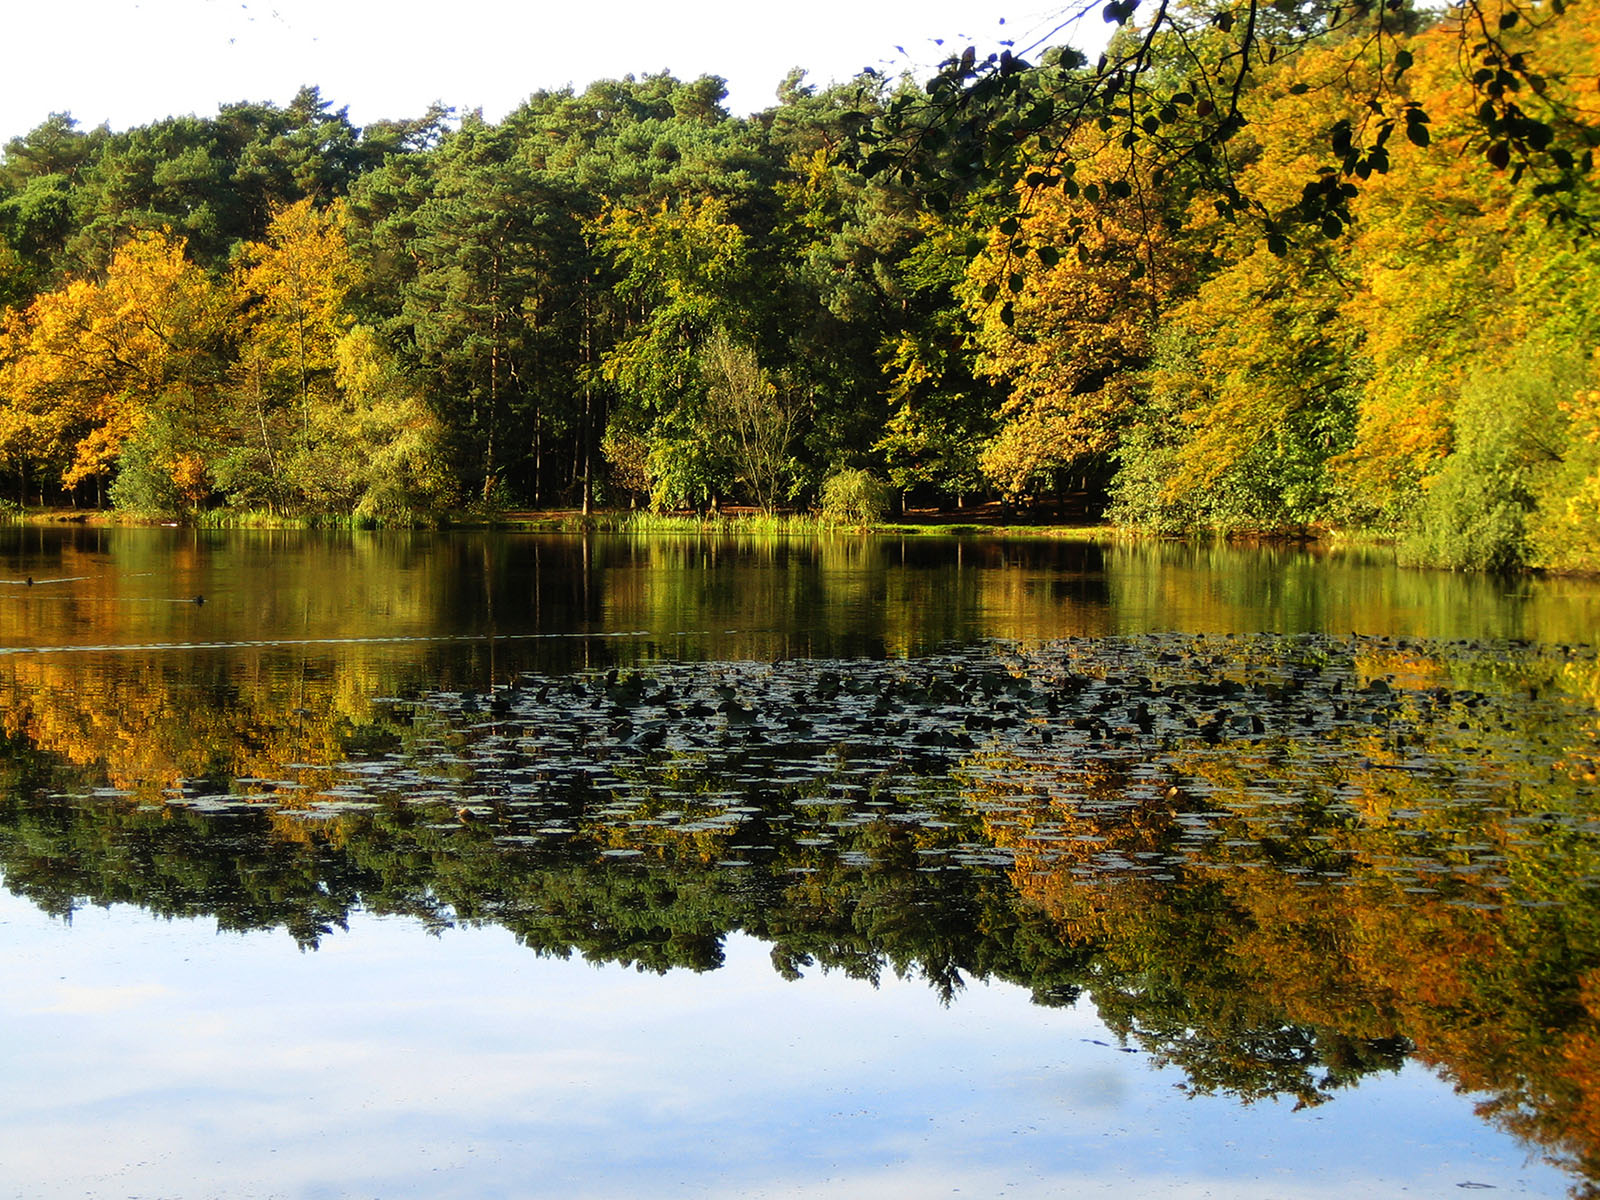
[[601, 426, 653, 506], [699, 327, 805, 511], [968, 174, 1174, 501], [1530, 382, 1600, 573], [108, 413, 215, 517], [0, 26, 1599, 561], [1400, 350, 1586, 571], [864, 0, 1590, 255], [0, 230, 231, 500], [819, 468, 892, 526]]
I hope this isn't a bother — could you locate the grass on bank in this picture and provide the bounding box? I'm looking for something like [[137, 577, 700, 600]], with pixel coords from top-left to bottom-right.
[[491, 509, 1116, 539], [8, 501, 1114, 542]]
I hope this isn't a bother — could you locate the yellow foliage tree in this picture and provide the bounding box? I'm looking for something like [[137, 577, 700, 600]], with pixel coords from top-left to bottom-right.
[[234, 198, 354, 420], [0, 230, 229, 497], [969, 172, 1180, 501], [218, 199, 359, 511]]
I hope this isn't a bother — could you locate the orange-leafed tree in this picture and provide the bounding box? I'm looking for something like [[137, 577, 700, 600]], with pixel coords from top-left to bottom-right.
[[967, 168, 1183, 503], [0, 229, 230, 503]]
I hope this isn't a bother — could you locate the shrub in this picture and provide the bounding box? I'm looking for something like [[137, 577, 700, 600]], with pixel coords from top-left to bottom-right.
[[1400, 350, 1584, 571], [1527, 385, 1600, 573], [819, 469, 891, 527]]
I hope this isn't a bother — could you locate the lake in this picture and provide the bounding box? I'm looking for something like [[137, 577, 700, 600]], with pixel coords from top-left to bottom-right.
[[1, 525, 1598, 1199]]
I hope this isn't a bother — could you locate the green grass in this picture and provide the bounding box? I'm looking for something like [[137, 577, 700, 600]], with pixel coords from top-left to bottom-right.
[[482, 508, 1124, 540], [191, 509, 428, 530], [18, 501, 1111, 541], [491, 510, 839, 535]]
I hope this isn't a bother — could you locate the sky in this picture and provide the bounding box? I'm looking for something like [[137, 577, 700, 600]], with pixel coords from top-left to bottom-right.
[[1, 0, 1095, 140]]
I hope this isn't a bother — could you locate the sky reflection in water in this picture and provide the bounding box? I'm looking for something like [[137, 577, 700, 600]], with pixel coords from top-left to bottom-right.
[[0, 890, 1568, 1200]]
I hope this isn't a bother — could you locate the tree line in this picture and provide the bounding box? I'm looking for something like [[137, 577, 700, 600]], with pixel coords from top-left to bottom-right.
[[1, 0, 1598, 568]]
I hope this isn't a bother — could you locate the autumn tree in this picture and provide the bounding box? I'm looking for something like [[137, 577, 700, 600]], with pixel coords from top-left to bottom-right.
[[967, 167, 1182, 503], [204, 197, 355, 512], [0, 230, 230, 506]]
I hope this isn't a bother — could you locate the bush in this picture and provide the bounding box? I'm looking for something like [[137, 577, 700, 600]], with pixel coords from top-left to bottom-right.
[[110, 420, 214, 519], [819, 469, 892, 527], [1527, 385, 1600, 573], [1108, 325, 1356, 535], [1400, 350, 1584, 571], [1400, 465, 1532, 572]]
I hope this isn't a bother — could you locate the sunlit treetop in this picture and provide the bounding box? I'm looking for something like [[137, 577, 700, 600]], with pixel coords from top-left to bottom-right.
[[861, 0, 1596, 258]]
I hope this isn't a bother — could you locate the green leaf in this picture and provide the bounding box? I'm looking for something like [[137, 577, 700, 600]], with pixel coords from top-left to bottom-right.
[[1406, 123, 1430, 148]]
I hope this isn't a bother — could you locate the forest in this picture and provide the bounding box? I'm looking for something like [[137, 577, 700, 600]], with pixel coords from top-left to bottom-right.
[[1, 0, 1598, 570]]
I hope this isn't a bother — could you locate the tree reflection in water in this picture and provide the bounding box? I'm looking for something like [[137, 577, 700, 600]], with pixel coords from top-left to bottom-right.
[[1, 632, 1598, 1193]]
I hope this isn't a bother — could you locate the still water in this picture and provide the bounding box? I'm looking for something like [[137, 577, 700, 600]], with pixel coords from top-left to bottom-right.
[[1, 526, 1597, 1199]]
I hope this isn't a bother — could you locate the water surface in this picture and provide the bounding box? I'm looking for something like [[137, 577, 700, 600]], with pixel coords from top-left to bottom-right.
[[1, 527, 1597, 1198]]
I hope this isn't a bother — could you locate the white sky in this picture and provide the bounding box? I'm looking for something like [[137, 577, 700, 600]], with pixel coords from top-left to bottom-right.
[[2, 0, 1094, 140]]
